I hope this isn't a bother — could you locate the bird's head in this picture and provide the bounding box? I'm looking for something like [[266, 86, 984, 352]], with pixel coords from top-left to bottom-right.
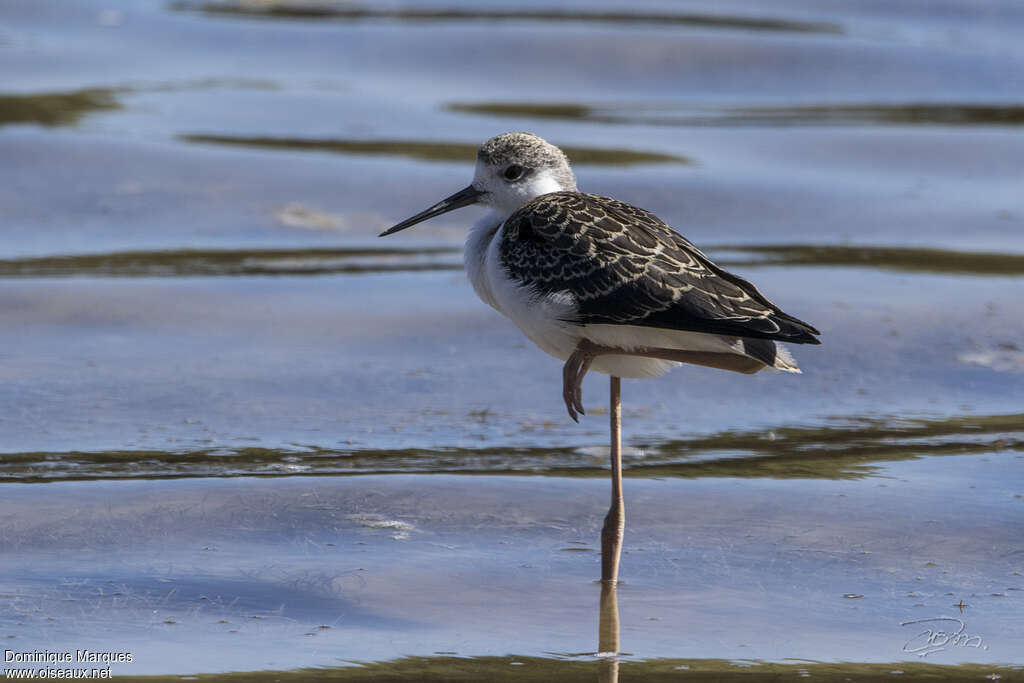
[[380, 132, 577, 237]]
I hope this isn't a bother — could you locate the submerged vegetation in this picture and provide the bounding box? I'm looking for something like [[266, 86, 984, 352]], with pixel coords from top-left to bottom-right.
[[0, 88, 120, 127], [3, 412, 1020, 483], [170, 3, 842, 35], [103, 654, 1018, 682], [1, 244, 1019, 278], [449, 101, 1024, 127], [180, 134, 690, 165], [0, 247, 460, 278]]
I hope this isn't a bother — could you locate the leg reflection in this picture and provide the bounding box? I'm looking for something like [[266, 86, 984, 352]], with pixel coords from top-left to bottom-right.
[[597, 580, 620, 683]]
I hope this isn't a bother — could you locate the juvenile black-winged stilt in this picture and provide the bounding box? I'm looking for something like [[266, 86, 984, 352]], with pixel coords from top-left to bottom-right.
[[381, 132, 820, 583]]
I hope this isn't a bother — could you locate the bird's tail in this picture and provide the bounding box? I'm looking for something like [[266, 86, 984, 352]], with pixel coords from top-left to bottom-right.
[[770, 344, 802, 374]]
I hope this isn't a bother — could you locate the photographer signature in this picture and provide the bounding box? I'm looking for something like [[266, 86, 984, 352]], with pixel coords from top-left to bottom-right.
[[901, 617, 987, 657]]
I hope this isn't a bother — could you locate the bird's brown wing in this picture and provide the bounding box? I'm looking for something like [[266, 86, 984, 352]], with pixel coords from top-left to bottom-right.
[[499, 192, 820, 344]]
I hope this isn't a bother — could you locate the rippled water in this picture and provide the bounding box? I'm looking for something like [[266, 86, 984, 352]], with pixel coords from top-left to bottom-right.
[[1, 0, 1022, 679]]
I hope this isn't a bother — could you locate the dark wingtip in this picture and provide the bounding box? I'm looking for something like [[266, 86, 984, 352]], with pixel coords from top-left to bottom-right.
[[778, 316, 821, 344], [788, 330, 822, 345]]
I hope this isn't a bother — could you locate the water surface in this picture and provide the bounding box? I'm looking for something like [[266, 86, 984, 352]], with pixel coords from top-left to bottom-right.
[[1, 0, 1022, 678]]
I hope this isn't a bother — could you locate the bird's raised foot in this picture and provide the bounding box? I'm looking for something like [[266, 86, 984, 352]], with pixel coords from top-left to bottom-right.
[[562, 342, 598, 422]]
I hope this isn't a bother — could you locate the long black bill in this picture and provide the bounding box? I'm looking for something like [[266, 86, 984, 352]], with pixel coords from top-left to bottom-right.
[[379, 185, 486, 237]]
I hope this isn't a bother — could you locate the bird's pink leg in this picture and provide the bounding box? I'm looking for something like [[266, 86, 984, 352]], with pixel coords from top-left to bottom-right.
[[561, 340, 763, 587], [602, 376, 624, 584]]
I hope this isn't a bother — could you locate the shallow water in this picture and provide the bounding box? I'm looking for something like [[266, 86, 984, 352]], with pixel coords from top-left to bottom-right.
[[3, 466, 1022, 676], [1, 0, 1022, 678]]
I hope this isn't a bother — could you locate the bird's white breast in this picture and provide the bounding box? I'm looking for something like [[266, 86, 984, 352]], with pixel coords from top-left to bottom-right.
[[466, 213, 578, 358]]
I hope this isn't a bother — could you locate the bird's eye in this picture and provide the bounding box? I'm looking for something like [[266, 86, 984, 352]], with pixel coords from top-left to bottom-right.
[[503, 164, 525, 181]]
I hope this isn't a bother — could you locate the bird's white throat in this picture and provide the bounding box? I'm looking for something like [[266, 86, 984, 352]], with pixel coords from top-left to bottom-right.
[[474, 167, 573, 219]]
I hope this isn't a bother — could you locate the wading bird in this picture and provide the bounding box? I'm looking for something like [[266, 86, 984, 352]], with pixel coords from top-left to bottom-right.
[[381, 132, 820, 583]]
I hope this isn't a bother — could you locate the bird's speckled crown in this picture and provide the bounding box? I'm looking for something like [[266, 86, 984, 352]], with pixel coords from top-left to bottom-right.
[[477, 132, 576, 189], [476, 132, 562, 167]]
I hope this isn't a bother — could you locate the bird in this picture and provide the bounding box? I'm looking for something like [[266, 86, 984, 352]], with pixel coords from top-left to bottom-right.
[[381, 132, 820, 583]]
